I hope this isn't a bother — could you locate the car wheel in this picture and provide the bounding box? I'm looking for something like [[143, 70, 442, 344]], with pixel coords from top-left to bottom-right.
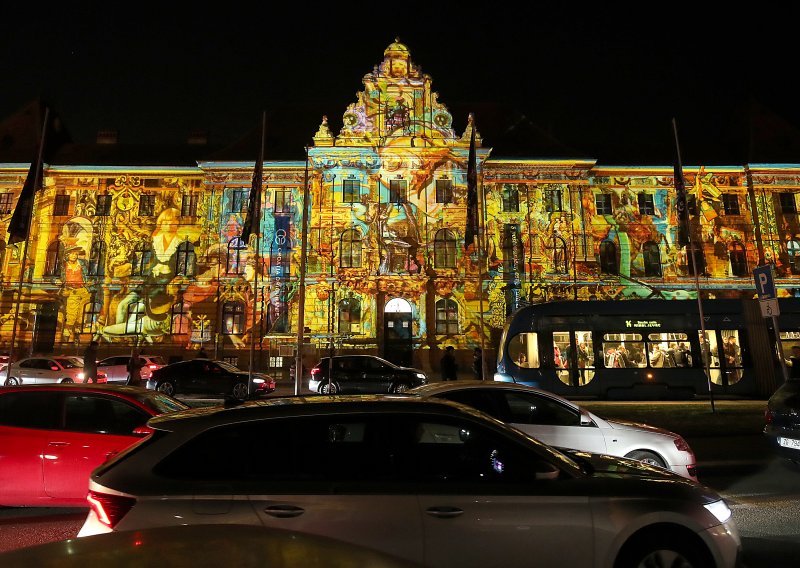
[[61, 378, 74, 384], [231, 382, 249, 401], [4, 377, 19, 386], [625, 450, 667, 469], [616, 531, 711, 568], [319, 382, 338, 394], [392, 382, 412, 393], [157, 381, 176, 396]]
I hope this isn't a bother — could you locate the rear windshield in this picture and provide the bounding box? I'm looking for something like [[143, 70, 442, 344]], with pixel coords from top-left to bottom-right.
[[135, 393, 189, 414]]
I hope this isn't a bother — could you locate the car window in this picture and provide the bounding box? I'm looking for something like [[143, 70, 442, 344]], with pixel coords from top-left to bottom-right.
[[215, 361, 242, 373], [63, 395, 149, 435], [436, 390, 510, 422], [365, 358, 389, 371], [0, 392, 60, 429], [37, 359, 56, 370], [147, 356, 166, 366], [504, 392, 580, 427], [55, 358, 81, 369], [134, 393, 189, 414], [18, 359, 34, 369]]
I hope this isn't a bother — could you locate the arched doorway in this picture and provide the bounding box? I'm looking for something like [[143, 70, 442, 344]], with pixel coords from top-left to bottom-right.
[[384, 298, 413, 367]]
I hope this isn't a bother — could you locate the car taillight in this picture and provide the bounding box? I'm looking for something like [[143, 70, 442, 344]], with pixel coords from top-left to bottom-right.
[[765, 409, 774, 424], [673, 437, 691, 452], [311, 367, 321, 376], [87, 490, 136, 529]]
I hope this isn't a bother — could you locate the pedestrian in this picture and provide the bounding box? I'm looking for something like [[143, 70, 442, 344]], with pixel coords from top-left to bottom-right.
[[197, 347, 208, 358], [787, 345, 800, 379], [472, 347, 483, 380], [82, 340, 99, 383], [441, 346, 458, 381], [126, 348, 145, 386]]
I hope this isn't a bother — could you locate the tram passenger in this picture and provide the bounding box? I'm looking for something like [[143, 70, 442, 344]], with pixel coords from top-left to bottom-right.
[[676, 342, 691, 367], [554, 345, 565, 368], [786, 345, 800, 379], [665, 343, 678, 367], [650, 344, 665, 367], [616, 344, 632, 368], [724, 336, 741, 383]]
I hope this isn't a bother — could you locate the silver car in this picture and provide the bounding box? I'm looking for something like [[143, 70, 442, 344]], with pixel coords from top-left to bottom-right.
[[98, 355, 166, 384], [4, 356, 106, 385], [409, 381, 698, 480], [78, 396, 740, 567]]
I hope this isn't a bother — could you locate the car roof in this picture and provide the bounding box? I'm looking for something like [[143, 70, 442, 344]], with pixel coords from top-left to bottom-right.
[[0, 383, 164, 397], [408, 381, 581, 411]]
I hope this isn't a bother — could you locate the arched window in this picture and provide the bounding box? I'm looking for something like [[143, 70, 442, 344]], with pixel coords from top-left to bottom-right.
[[89, 240, 105, 277], [502, 184, 520, 212], [729, 242, 748, 276], [175, 241, 196, 276], [339, 229, 362, 268], [227, 237, 247, 275], [132, 243, 152, 276], [643, 241, 661, 277], [45, 241, 64, 276], [81, 298, 102, 334], [546, 235, 568, 274], [686, 243, 707, 276], [222, 301, 245, 334], [435, 298, 459, 335], [434, 229, 457, 269], [171, 301, 189, 335], [125, 301, 145, 335], [599, 240, 618, 274], [338, 297, 362, 334]]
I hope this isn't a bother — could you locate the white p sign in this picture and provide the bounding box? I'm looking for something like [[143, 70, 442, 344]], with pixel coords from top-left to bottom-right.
[[753, 265, 776, 301]]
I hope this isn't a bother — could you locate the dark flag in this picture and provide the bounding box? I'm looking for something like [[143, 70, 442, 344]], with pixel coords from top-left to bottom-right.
[[674, 163, 690, 248], [464, 113, 479, 250], [8, 158, 41, 244], [241, 116, 266, 244]]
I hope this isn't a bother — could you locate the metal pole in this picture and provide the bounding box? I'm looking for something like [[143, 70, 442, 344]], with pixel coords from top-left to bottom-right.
[[773, 313, 791, 385], [248, 112, 266, 395], [673, 118, 715, 413], [294, 147, 311, 395]]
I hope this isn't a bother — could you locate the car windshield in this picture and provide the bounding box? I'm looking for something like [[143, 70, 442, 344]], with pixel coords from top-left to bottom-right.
[[135, 392, 190, 414], [216, 361, 243, 373], [55, 358, 82, 369]]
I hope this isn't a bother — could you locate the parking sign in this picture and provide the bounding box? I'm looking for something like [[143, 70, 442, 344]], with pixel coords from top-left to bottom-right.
[[753, 264, 776, 301]]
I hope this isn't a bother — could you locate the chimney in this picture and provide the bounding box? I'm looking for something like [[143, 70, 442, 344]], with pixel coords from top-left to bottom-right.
[[96, 129, 118, 144], [187, 130, 208, 145]]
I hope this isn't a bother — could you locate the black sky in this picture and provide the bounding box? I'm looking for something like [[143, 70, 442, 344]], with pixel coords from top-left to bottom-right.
[[3, 4, 800, 164]]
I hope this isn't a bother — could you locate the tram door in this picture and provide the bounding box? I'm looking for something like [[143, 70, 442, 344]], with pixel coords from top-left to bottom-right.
[[553, 330, 595, 387], [698, 329, 745, 387]]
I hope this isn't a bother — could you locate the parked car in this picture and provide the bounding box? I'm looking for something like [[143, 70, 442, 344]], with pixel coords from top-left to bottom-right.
[[0, 524, 421, 568], [98, 355, 166, 384], [0, 384, 188, 507], [764, 378, 800, 465], [146, 359, 276, 400], [308, 355, 427, 394], [408, 381, 698, 480], [78, 396, 740, 567], [4, 356, 107, 385]]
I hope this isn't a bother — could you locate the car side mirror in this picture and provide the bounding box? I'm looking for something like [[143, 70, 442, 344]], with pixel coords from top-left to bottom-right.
[[580, 411, 593, 426], [132, 425, 154, 437], [535, 463, 560, 481]]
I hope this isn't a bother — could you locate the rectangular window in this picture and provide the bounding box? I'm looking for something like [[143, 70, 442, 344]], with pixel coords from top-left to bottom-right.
[[602, 333, 645, 368], [389, 179, 407, 204], [95, 194, 112, 216], [595, 194, 612, 215], [435, 179, 452, 204], [0, 193, 12, 215], [230, 189, 248, 213], [342, 179, 360, 203], [502, 185, 520, 212], [646, 332, 689, 368], [274, 189, 291, 213], [181, 193, 199, 217], [544, 189, 562, 212], [138, 194, 155, 216], [53, 194, 70, 216], [637, 193, 655, 215], [780, 192, 797, 214], [722, 194, 740, 215]]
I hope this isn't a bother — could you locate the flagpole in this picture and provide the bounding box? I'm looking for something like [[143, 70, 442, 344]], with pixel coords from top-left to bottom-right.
[[248, 112, 266, 394], [294, 146, 311, 395], [5, 108, 49, 385], [673, 118, 715, 413]]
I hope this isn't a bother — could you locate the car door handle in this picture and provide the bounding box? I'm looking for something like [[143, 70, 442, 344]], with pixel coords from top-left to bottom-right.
[[47, 442, 70, 447], [263, 504, 305, 518], [425, 506, 464, 518]]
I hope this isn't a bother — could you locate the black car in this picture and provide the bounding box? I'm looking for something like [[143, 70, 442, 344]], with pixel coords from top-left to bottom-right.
[[765, 379, 800, 465], [308, 355, 427, 394], [146, 359, 276, 401]]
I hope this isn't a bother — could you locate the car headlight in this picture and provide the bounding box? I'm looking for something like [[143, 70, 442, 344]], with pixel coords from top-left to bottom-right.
[[415, 373, 425, 380], [77, 372, 85, 380], [704, 499, 732, 524]]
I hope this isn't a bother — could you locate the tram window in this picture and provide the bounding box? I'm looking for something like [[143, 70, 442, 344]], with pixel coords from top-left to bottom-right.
[[508, 333, 539, 368], [779, 331, 800, 363], [602, 333, 645, 368], [553, 332, 570, 369], [720, 330, 743, 385], [646, 333, 688, 368], [575, 331, 595, 386]]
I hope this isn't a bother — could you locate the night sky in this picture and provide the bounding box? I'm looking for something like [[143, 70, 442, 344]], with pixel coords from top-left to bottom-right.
[[3, 5, 799, 164]]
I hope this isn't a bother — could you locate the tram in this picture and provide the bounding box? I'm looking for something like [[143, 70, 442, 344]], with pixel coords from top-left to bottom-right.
[[494, 298, 800, 399]]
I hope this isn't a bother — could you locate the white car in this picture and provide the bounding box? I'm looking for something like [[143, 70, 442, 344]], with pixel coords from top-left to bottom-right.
[[409, 381, 698, 480], [3, 356, 107, 385], [98, 355, 166, 384], [78, 396, 740, 568]]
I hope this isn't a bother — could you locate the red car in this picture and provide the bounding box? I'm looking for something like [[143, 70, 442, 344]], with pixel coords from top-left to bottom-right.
[[0, 384, 188, 507]]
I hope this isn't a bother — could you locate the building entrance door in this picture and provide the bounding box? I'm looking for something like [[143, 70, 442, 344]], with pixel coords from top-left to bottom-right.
[[384, 298, 413, 367], [33, 302, 58, 354]]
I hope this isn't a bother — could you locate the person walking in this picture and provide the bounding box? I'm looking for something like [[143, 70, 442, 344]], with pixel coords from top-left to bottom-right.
[[441, 346, 458, 381], [126, 348, 145, 387], [472, 347, 483, 380], [82, 340, 99, 383]]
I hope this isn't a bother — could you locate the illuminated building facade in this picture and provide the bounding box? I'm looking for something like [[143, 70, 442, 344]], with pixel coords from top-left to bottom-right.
[[1, 40, 799, 376]]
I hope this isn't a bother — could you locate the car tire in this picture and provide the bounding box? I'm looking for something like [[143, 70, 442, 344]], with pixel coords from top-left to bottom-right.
[[319, 382, 338, 394], [157, 381, 176, 397], [231, 382, 249, 401], [391, 382, 412, 393], [4, 377, 19, 386], [625, 450, 667, 469], [61, 378, 74, 384], [616, 530, 711, 568]]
